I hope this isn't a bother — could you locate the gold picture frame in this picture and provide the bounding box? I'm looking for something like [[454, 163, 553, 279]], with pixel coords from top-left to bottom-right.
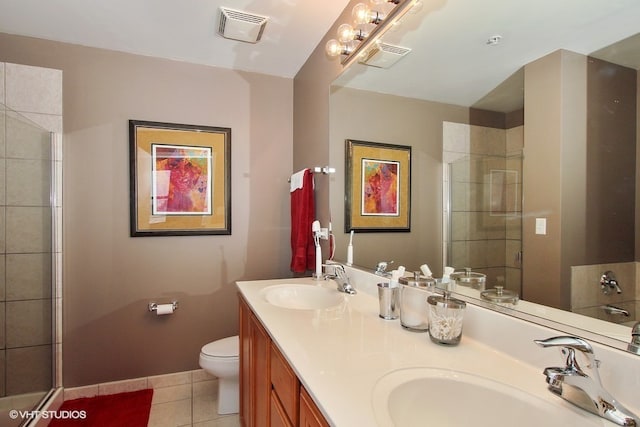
[[129, 120, 231, 236], [345, 139, 411, 232]]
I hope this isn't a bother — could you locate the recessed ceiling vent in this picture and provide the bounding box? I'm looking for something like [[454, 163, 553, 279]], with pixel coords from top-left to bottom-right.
[[218, 7, 268, 43], [359, 43, 411, 69]]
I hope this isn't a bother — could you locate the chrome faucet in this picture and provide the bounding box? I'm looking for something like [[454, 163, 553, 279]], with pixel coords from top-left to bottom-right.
[[324, 264, 357, 295], [534, 336, 638, 426], [601, 270, 623, 294], [601, 304, 630, 317], [628, 322, 640, 355], [375, 260, 394, 276]]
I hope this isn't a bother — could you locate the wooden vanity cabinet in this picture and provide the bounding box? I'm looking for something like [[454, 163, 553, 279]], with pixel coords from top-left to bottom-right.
[[239, 295, 329, 427], [240, 295, 271, 426], [299, 387, 330, 427]]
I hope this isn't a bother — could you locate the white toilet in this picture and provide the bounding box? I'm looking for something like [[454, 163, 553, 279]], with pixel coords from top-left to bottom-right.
[[199, 335, 240, 415]]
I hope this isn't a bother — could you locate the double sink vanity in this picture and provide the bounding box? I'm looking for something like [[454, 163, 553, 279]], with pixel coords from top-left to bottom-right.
[[236, 264, 639, 426]]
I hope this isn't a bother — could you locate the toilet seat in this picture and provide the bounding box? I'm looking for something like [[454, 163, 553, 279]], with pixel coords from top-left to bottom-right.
[[201, 335, 239, 359]]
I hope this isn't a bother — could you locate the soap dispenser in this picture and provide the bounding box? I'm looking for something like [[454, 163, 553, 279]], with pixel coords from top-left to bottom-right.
[[399, 271, 435, 332]]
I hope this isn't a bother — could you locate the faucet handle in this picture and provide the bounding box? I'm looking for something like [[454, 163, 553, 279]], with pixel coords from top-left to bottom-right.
[[535, 336, 602, 382], [534, 336, 594, 354], [375, 260, 394, 274], [321, 263, 340, 277]]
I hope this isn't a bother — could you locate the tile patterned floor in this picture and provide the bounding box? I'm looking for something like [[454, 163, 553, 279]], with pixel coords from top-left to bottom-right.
[[147, 373, 240, 427], [63, 370, 240, 427]]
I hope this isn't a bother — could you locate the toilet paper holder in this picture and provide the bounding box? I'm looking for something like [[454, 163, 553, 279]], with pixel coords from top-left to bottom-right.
[[148, 301, 179, 312]]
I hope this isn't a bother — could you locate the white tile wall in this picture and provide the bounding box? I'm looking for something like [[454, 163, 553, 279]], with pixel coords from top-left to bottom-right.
[[5, 63, 62, 116]]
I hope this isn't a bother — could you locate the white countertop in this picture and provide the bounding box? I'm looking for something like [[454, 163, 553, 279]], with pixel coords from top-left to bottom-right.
[[236, 275, 637, 426]]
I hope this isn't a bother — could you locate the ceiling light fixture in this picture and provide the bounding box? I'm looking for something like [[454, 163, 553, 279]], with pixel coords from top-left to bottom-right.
[[326, 0, 422, 68]]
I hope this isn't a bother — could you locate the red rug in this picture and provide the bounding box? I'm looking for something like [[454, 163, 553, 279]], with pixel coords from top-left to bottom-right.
[[49, 389, 153, 427]]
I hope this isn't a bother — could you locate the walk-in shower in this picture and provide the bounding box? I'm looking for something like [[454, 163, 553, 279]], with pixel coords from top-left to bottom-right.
[[0, 102, 60, 423], [443, 121, 523, 296]]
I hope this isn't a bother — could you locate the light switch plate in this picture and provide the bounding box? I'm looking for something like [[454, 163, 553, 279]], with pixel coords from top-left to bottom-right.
[[535, 218, 547, 235]]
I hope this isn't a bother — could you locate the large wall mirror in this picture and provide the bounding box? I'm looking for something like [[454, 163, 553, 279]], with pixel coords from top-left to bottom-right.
[[328, 0, 640, 352]]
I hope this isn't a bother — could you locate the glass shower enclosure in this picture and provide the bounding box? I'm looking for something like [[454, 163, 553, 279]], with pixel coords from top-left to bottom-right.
[[0, 103, 58, 421], [443, 121, 524, 296]]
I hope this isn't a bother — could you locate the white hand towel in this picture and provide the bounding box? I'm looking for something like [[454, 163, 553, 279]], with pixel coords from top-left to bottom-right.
[[290, 168, 308, 192]]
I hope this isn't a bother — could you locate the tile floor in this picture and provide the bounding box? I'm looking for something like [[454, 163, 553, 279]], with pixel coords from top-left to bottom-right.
[[63, 369, 240, 427]]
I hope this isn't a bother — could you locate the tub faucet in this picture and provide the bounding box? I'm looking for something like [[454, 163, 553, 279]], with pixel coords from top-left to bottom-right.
[[534, 336, 638, 426], [601, 271, 623, 294], [324, 264, 356, 295], [601, 304, 630, 317]]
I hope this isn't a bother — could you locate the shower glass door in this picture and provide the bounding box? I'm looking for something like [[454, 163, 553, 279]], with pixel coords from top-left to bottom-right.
[[443, 121, 523, 296], [0, 103, 56, 419]]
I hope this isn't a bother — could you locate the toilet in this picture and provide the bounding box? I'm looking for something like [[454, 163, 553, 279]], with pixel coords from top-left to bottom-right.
[[199, 335, 240, 415]]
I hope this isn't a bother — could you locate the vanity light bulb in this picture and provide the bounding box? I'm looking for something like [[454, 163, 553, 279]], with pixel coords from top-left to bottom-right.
[[325, 39, 344, 57], [352, 3, 373, 24], [337, 23, 356, 43]]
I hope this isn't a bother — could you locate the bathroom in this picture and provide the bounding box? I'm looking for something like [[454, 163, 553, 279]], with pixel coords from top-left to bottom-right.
[[0, 27, 298, 426], [1, 0, 640, 426]]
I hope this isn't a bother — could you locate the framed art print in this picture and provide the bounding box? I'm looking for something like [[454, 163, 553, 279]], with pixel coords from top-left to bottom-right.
[[129, 120, 231, 236], [345, 139, 411, 232]]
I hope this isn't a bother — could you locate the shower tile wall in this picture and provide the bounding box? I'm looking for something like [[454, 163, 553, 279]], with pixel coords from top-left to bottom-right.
[[0, 62, 62, 397], [443, 121, 523, 292]]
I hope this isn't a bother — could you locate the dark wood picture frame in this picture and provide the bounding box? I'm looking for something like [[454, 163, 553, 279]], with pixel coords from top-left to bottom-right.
[[129, 120, 231, 236], [345, 139, 411, 233]]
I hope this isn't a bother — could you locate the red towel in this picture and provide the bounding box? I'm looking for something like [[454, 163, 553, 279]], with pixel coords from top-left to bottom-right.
[[290, 169, 315, 273]]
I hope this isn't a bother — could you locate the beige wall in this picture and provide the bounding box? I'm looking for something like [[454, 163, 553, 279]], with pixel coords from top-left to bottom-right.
[[585, 57, 636, 264], [523, 50, 586, 309], [293, 0, 364, 243], [0, 33, 294, 387], [637, 68, 640, 260], [329, 87, 467, 272]]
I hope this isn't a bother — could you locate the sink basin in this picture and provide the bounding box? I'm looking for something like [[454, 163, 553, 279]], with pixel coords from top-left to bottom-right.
[[372, 368, 599, 427], [261, 284, 345, 310]]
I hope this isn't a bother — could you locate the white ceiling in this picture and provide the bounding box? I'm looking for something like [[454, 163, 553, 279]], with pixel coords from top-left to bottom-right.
[[2, 0, 640, 111], [0, 0, 351, 78]]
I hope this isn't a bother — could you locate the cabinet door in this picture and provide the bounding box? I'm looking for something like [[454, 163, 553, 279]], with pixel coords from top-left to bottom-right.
[[299, 387, 330, 427], [239, 295, 271, 427], [239, 296, 251, 426], [270, 343, 299, 424], [251, 305, 271, 425], [270, 390, 294, 427]]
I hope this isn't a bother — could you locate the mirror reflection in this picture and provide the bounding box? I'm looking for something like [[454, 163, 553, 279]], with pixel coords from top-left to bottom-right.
[[329, 0, 640, 350]]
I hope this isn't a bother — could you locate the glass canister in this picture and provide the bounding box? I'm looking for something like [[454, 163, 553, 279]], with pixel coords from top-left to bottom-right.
[[427, 291, 466, 345], [450, 267, 486, 290], [399, 272, 435, 332], [480, 286, 519, 306]]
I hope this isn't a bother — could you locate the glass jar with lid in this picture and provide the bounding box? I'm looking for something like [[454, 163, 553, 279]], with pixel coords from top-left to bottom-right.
[[399, 271, 435, 332], [427, 291, 466, 345]]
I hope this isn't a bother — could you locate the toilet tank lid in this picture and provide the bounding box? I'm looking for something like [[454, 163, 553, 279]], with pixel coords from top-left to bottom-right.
[[202, 335, 239, 357]]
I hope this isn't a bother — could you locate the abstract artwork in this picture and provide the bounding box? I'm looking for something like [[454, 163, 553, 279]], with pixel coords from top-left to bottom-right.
[[152, 144, 212, 215], [345, 139, 411, 232], [361, 159, 399, 216]]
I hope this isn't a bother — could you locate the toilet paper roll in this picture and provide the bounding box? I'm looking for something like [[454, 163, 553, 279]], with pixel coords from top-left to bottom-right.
[[156, 303, 174, 315]]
